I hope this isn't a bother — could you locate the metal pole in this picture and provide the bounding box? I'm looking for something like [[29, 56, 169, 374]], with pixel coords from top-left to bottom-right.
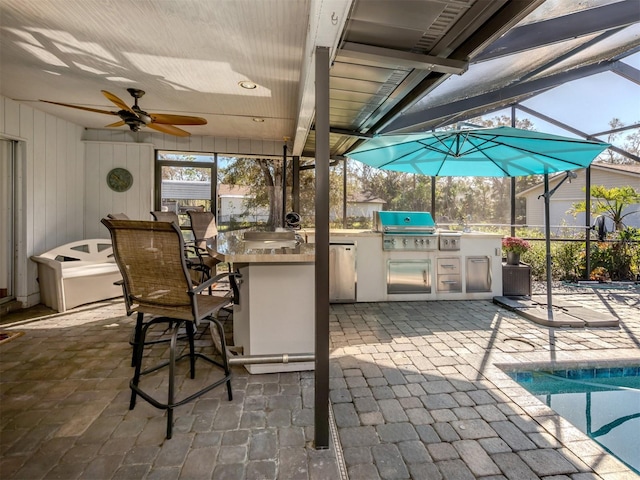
[[314, 46, 330, 450], [213, 153, 218, 216], [585, 166, 591, 279], [293, 156, 300, 214], [343, 158, 347, 228], [511, 106, 516, 237], [544, 174, 553, 319], [511, 178, 516, 237], [227, 353, 315, 366], [431, 176, 436, 220], [282, 144, 287, 227]]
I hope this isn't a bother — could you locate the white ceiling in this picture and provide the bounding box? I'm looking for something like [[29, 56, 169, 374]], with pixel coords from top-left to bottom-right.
[[1, 0, 638, 158], [0, 0, 325, 141]]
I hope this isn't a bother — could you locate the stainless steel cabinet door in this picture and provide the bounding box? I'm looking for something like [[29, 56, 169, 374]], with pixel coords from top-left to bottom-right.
[[466, 256, 491, 292], [387, 260, 431, 294], [329, 243, 357, 302]]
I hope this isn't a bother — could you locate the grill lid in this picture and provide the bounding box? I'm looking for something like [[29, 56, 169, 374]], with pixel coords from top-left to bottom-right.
[[374, 211, 436, 233]]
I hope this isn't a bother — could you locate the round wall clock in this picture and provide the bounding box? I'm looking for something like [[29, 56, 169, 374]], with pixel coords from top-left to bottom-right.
[[106, 168, 133, 192]]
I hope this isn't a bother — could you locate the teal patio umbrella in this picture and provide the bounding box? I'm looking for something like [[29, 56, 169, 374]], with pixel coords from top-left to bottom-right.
[[346, 126, 609, 177], [347, 126, 610, 319]]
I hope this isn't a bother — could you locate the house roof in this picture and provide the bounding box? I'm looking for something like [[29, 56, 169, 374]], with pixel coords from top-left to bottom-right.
[[1, 0, 638, 159], [347, 193, 387, 204], [597, 163, 640, 176], [218, 184, 252, 197], [516, 162, 640, 196]]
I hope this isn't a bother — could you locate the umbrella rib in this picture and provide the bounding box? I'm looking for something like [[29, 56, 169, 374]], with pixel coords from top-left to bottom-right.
[[377, 139, 451, 169], [485, 137, 593, 171]]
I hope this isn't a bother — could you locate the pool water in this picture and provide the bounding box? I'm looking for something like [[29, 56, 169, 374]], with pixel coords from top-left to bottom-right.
[[510, 366, 640, 475]]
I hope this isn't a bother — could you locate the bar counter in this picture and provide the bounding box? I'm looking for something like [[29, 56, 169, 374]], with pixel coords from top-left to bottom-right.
[[207, 231, 315, 374], [208, 231, 314, 264]]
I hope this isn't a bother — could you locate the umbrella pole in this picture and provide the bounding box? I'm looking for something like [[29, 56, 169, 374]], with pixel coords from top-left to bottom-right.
[[544, 174, 554, 319]]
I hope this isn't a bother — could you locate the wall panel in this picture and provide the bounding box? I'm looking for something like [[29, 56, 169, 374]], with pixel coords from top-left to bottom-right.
[[83, 141, 154, 238], [82, 128, 284, 156], [1, 95, 85, 307]]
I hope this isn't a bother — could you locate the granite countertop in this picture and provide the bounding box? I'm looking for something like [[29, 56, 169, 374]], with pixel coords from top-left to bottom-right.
[[302, 228, 502, 238], [208, 231, 315, 264]]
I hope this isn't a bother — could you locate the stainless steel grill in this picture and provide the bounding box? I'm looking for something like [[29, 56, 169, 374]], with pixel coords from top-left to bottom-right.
[[374, 211, 460, 252]]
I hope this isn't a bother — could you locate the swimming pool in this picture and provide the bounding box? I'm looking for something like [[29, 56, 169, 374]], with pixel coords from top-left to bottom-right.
[[510, 366, 640, 475]]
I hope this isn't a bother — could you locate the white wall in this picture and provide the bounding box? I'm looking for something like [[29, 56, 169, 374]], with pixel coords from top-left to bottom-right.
[[1, 97, 294, 308], [1, 95, 85, 307], [0, 96, 294, 307], [83, 142, 155, 238], [522, 167, 640, 235], [82, 128, 285, 156], [347, 202, 384, 218]]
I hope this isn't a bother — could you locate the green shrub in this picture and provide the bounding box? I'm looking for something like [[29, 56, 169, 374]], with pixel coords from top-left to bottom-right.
[[514, 229, 638, 282], [521, 241, 547, 280], [555, 242, 584, 282]]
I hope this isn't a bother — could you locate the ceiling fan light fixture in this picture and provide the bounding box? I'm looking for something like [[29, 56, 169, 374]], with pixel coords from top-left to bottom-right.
[[40, 89, 204, 137], [239, 80, 257, 90]]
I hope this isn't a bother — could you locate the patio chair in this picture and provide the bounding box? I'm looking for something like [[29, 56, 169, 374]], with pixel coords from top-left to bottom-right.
[[101, 218, 238, 439], [187, 210, 223, 281], [150, 210, 210, 283], [150, 210, 179, 224], [107, 212, 130, 220]]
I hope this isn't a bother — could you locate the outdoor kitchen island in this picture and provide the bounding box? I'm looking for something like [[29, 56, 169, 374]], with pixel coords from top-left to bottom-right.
[[305, 211, 503, 303], [210, 214, 502, 374], [208, 231, 316, 374]]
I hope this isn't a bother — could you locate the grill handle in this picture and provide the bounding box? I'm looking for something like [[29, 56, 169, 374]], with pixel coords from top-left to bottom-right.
[[383, 226, 436, 233]]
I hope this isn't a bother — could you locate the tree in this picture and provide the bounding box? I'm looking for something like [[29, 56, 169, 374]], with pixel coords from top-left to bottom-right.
[[598, 118, 640, 165], [570, 185, 640, 231], [220, 157, 284, 227]]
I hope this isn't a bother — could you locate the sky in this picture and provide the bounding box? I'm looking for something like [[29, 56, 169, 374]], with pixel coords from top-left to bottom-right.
[[510, 51, 640, 147]]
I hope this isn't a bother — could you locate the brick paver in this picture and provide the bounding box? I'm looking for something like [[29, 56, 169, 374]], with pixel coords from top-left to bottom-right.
[[329, 289, 640, 479], [1, 287, 639, 479]]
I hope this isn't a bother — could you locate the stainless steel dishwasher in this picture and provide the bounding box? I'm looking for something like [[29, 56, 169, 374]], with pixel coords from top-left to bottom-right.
[[329, 242, 357, 302]]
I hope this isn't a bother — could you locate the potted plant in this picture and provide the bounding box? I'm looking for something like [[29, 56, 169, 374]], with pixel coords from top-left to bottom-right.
[[502, 237, 531, 265]]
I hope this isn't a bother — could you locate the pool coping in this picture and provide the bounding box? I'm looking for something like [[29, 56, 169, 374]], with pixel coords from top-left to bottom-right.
[[489, 353, 640, 478]]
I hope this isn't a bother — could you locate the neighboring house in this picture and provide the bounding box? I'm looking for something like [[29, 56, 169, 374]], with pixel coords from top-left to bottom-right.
[[217, 184, 268, 223], [160, 181, 269, 223], [346, 193, 387, 219], [518, 163, 640, 235]]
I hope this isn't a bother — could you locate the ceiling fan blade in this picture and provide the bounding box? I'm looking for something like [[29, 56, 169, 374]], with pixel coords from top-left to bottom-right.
[[105, 120, 126, 128], [101, 90, 135, 113], [150, 113, 207, 125], [40, 100, 118, 116], [147, 123, 191, 137]]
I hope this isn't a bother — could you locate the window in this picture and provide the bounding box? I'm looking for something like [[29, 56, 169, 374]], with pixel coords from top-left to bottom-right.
[[155, 151, 217, 236]]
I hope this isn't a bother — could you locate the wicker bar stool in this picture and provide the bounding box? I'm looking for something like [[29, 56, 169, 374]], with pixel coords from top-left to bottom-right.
[[101, 218, 237, 439]]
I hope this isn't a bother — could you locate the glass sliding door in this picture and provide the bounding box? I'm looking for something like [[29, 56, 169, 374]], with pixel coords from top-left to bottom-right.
[[0, 140, 14, 303]]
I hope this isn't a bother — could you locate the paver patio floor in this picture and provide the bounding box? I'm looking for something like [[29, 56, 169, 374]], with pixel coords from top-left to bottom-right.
[[1, 286, 638, 479]]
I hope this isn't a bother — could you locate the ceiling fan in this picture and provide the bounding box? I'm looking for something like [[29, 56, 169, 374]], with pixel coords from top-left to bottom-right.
[[40, 88, 207, 137]]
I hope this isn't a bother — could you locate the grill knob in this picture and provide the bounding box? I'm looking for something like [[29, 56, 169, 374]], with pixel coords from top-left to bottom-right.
[[402, 238, 408, 245]]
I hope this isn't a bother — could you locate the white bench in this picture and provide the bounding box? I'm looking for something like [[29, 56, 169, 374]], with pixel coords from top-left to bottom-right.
[[31, 239, 122, 312]]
